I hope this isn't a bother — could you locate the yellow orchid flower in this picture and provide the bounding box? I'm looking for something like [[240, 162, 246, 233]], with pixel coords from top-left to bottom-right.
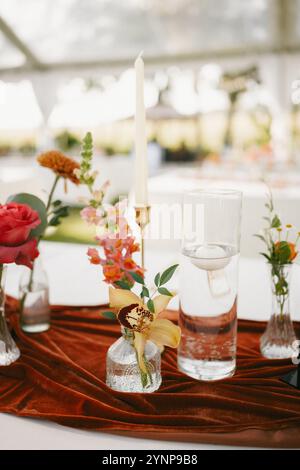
[[109, 287, 181, 375]]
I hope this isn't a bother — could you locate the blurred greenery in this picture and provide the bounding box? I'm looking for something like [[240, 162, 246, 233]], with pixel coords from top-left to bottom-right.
[[54, 130, 81, 152], [44, 206, 97, 245]]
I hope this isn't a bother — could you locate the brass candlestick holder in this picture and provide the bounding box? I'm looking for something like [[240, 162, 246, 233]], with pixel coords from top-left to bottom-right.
[[135, 205, 151, 270]]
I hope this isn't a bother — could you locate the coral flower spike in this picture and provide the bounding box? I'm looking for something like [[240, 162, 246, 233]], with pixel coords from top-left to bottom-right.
[[109, 287, 181, 373]]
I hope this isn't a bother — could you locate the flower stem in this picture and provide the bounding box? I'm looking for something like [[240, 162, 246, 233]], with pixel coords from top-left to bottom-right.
[[46, 175, 60, 212]]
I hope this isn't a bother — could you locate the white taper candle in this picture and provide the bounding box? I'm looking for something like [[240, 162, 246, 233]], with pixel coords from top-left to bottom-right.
[[134, 52, 148, 206]]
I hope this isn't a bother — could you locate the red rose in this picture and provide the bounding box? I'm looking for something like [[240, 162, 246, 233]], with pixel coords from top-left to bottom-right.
[[0, 202, 41, 268]]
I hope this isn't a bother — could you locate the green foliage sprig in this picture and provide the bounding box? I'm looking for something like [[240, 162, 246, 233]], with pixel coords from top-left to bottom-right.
[[255, 189, 299, 317], [254, 192, 299, 267], [48, 199, 70, 227], [77, 132, 97, 191]]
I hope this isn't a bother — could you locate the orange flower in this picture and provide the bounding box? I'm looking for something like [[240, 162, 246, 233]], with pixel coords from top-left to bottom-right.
[[123, 257, 136, 270], [128, 242, 140, 254], [275, 241, 298, 261], [135, 267, 144, 278], [37, 150, 80, 184], [103, 264, 122, 283], [87, 248, 101, 265]]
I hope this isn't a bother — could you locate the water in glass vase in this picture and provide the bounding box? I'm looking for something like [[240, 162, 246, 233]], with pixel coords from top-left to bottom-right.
[[178, 243, 239, 381], [106, 335, 161, 393], [19, 258, 50, 333], [20, 282, 50, 333]]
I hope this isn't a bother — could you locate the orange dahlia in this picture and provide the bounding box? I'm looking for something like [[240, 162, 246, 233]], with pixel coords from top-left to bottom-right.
[[37, 150, 80, 184]]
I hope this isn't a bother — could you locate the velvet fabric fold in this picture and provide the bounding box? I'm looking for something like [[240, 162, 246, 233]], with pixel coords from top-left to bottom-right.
[[0, 297, 299, 448]]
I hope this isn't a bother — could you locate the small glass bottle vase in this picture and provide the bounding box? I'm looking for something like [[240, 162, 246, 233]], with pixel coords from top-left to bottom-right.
[[19, 257, 50, 333], [260, 264, 297, 359], [0, 265, 20, 366], [106, 328, 162, 393]]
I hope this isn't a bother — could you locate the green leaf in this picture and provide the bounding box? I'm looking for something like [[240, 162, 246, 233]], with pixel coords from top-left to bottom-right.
[[158, 287, 173, 296], [140, 370, 149, 388], [114, 280, 131, 290], [52, 199, 62, 207], [260, 252, 271, 262], [48, 216, 61, 227], [154, 272, 160, 287], [276, 241, 291, 264], [101, 310, 116, 320], [271, 214, 281, 229], [147, 299, 155, 313], [159, 264, 179, 285], [53, 206, 69, 217], [254, 234, 266, 243], [7, 193, 47, 238], [141, 286, 150, 298], [131, 271, 144, 284]]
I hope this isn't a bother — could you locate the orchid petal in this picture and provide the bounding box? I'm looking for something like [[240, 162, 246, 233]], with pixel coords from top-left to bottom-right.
[[153, 294, 172, 316], [109, 287, 141, 310], [148, 318, 181, 349]]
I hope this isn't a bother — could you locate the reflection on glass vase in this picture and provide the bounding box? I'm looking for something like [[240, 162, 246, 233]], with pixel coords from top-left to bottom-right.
[[0, 265, 20, 366], [106, 327, 162, 393], [260, 264, 297, 359], [19, 257, 50, 333]]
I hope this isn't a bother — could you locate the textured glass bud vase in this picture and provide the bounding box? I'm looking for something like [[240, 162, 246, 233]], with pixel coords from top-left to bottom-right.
[[19, 257, 50, 333], [260, 264, 297, 359], [106, 328, 161, 393], [0, 265, 20, 366]]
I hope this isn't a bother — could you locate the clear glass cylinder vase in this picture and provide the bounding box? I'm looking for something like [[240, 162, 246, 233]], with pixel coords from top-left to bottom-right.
[[260, 264, 297, 359], [19, 257, 50, 333], [0, 265, 20, 366], [106, 328, 162, 393], [178, 189, 242, 381]]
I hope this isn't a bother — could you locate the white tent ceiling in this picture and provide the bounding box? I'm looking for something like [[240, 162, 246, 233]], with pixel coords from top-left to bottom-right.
[[0, 0, 299, 74]]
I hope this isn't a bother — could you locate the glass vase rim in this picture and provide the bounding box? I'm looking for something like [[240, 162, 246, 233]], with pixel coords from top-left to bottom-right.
[[183, 188, 242, 198]]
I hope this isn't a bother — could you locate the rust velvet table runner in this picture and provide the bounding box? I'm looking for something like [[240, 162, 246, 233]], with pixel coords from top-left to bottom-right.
[[0, 297, 300, 448]]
